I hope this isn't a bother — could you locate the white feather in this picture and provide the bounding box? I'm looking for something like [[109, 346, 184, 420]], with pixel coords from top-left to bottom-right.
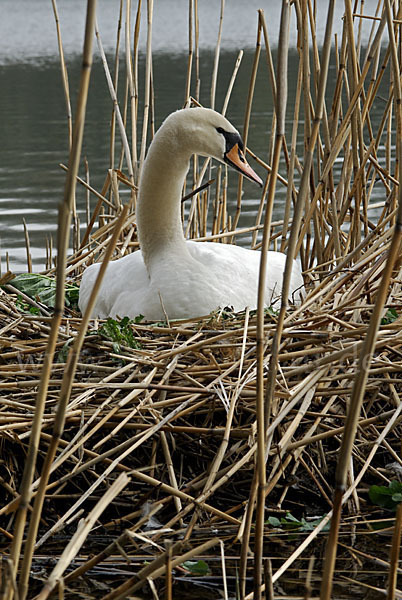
[[79, 108, 304, 321]]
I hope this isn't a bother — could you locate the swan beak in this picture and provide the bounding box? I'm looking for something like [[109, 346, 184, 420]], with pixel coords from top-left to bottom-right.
[[225, 144, 263, 187]]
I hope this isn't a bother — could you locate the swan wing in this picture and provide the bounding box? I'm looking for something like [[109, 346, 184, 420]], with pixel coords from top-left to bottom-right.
[[186, 241, 303, 307], [79, 251, 153, 319]]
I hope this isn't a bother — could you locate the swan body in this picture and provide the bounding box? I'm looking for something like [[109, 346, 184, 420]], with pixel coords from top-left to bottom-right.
[[79, 108, 304, 321]]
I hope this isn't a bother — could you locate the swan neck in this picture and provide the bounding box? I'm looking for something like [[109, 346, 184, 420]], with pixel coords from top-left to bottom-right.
[[137, 141, 190, 267]]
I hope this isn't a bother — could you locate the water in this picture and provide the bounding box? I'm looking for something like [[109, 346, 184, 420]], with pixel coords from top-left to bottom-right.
[[0, 0, 386, 271]]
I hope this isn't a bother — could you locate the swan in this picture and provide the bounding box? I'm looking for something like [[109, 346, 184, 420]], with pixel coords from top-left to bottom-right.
[[79, 108, 304, 321]]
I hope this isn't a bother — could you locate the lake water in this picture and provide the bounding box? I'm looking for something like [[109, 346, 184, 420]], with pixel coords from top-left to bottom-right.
[[0, 0, 386, 271]]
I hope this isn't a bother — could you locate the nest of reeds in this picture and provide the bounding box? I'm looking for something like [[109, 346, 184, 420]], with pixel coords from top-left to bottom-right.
[[1, 255, 402, 598], [2, 1, 402, 599]]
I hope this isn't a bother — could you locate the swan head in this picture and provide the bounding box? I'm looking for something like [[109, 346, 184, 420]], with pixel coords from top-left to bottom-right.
[[162, 108, 263, 187]]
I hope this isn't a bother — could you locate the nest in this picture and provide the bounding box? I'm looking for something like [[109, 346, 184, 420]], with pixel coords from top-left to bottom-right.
[[1, 247, 402, 597], [2, 1, 402, 598]]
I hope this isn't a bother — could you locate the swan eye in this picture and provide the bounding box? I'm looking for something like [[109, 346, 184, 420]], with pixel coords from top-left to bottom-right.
[[216, 127, 225, 135]]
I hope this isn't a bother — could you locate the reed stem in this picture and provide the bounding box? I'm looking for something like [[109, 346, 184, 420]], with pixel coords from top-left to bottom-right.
[[320, 1, 402, 597], [253, 5, 290, 599], [5, 5, 97, 599]]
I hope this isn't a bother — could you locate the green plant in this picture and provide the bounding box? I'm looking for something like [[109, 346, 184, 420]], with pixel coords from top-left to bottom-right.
[[369, 481, 402, 511], [381, 308, 398, 325], [181, 560, 210, 576], [267, 512, 330, 532], [9, 273, 79, 310], [265, 306, 279, 318], [15, 295, 40, 315], [98, 316, 141, 353]]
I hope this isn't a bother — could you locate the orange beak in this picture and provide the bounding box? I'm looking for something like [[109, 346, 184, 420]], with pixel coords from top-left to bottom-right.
[[225, 143, 263, 187]]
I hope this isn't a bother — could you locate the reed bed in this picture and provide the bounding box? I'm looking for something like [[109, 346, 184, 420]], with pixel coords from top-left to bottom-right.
[[1, 1, 402, 599]]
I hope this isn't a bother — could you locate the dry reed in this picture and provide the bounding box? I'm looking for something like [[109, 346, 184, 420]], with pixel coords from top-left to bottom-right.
[[1, 1, 402, 599]]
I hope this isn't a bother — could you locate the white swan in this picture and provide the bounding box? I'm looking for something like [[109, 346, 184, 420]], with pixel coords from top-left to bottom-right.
[[79, 108, 304, 321]]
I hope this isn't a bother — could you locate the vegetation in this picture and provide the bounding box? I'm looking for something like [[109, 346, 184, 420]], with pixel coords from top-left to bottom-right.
[[1, 1, 402, 599], [98, 316, 142, 352], [369, 481, 402, 512], [7, 272, 79, 310]]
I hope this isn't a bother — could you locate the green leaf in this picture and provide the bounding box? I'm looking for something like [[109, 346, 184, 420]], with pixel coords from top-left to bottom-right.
[[284, 512, 301, 523], [381, 308, 398, 325], [9, 273, 79, 309], [369, 481, 402, 511], [15, 294, 40, 315], [120, 316, 130, 328], [15, 295, 30, 313], [280, 513, 302, 529], [11, 273, 56, 307], [369, 485, 391, 506], [66, 285, 80, 309], [181, 560, 209, 576], [267, 512, 330, 532], [98, 317, 141, 351], [389, 480, 402, 494], [265, 306, 279, 318], [99, 319, 120, 342], [29, 305, 40, 315], [300, 516, 331, 532]]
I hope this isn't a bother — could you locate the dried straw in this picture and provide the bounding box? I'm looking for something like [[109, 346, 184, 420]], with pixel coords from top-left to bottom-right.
[[1, 1, 402, 599]]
